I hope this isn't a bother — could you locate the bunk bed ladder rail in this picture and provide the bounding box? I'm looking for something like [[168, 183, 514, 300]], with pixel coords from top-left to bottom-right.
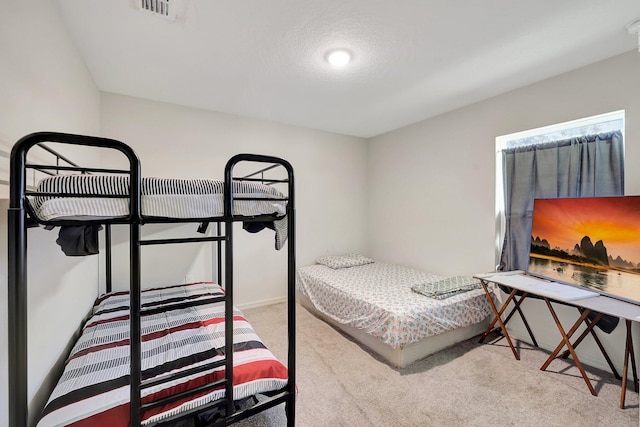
[[135, 233, 234, 422], [7, 132, 141, 427], [224, 154, 296, 426]]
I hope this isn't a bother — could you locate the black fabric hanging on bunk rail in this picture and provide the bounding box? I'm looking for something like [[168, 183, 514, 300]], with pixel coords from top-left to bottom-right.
[[55, 225, 102, 256]]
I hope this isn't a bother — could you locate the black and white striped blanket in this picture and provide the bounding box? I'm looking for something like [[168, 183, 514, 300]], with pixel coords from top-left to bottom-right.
[[36, 282, 289, 427], [32, 175, 289, 249]]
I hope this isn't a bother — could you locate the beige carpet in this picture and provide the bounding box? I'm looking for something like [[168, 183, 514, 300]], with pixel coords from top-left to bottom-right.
[[235, 302, 638, 426]]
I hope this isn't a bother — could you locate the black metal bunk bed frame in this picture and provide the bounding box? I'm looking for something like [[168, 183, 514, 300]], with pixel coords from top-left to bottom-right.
[[7, 132, 296, 426]]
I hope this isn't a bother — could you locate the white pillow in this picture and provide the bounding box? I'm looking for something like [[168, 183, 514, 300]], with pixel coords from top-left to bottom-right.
[[316, 253, 374, 269]]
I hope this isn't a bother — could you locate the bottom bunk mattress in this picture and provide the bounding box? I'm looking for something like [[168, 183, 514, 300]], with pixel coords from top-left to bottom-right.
[[296, 259, 493, 351], [37, 282, 288, 427]]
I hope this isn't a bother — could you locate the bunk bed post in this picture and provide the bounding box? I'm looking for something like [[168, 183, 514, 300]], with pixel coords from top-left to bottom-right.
[[130, 223, 142, 426], [105, 224, 112, 294], [224, 218, 235, 418], [285, 167, 296, 426], [8, 134, 39, 427], [127, 150, 142, 427], [8, 202, 28, 427], [223, 168, 236, 419], [217, 222, 223, 285]]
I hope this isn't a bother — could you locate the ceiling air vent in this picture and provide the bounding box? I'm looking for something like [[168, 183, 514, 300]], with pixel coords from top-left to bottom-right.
[[138, 0, 178, 21]]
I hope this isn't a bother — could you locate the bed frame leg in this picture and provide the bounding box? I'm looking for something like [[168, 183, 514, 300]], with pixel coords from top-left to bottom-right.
[[8, 207, 28, 427], [285, 400, 295, 426]]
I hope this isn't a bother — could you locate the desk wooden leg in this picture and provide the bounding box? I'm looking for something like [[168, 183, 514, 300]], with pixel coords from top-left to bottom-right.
[[630, 327, 639, 394], [561, 309, 620, 380], [499, 294, 538, 348], [479, 281, 521, 361], [479, 284, 516, 341], [512, 299, 538, 348], [541, 300, 597, 396], [620, 319, 639, 409]]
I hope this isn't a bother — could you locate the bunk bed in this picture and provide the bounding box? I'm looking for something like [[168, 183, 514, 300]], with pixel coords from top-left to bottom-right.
[[7, 132, 296, 426], [296, 255, 492, 367]]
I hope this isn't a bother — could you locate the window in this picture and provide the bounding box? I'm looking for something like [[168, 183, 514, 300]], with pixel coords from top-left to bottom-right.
[[495, 110, 625, 269]]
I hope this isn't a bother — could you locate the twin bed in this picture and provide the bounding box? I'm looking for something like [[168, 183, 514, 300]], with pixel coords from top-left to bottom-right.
[[296, 254, 493, 368], [38, 282, 289, 426], [7, 132, 296, 426]]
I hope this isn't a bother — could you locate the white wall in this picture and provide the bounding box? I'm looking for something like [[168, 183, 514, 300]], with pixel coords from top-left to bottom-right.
[[100, 93, 369, 307], [0, 1, 101, 426], [3, 1, 638, 423], [367, 51, 640, 375]]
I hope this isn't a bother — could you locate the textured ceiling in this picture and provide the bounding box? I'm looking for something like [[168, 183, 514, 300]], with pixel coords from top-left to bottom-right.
[[56, 0, 640, 138]]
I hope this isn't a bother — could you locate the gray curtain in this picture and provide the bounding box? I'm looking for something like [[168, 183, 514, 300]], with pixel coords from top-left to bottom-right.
[[499, 131, 624, 271]]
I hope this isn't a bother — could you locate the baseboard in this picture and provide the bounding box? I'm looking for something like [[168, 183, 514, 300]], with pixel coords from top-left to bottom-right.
[[237, 296, 287, 310]]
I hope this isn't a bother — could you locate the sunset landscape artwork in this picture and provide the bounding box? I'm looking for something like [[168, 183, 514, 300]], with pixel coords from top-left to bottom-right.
[[528, 196, 640, 304]]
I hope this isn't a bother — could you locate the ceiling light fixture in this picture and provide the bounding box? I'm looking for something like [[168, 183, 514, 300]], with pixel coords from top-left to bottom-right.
[[326, 49, 352, 67], [628, 18, 640, 52]]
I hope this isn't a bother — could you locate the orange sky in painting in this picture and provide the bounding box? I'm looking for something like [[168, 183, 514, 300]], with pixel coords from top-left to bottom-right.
[[531, 196, 640, 265]]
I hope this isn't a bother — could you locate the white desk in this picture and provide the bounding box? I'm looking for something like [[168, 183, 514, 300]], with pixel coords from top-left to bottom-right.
[[474, 271, 640, 408]]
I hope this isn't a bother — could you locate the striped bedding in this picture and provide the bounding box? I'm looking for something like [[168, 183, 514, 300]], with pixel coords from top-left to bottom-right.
[[36, 282, 289, 427], [31, 175, 288, 249]]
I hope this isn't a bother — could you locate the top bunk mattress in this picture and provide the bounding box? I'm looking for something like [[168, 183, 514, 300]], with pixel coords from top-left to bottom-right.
[[30, 175, 289, 248], [296, 262, 493, 349]]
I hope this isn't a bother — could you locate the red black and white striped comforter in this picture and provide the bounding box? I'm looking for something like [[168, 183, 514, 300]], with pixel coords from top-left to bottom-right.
[[36, 282, 288, 427]]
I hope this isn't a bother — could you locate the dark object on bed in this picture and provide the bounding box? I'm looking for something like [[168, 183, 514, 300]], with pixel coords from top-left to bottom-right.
[[243, 220, 276, 234], [56, 224, 102, 255], [7, 132, 296, 426]]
